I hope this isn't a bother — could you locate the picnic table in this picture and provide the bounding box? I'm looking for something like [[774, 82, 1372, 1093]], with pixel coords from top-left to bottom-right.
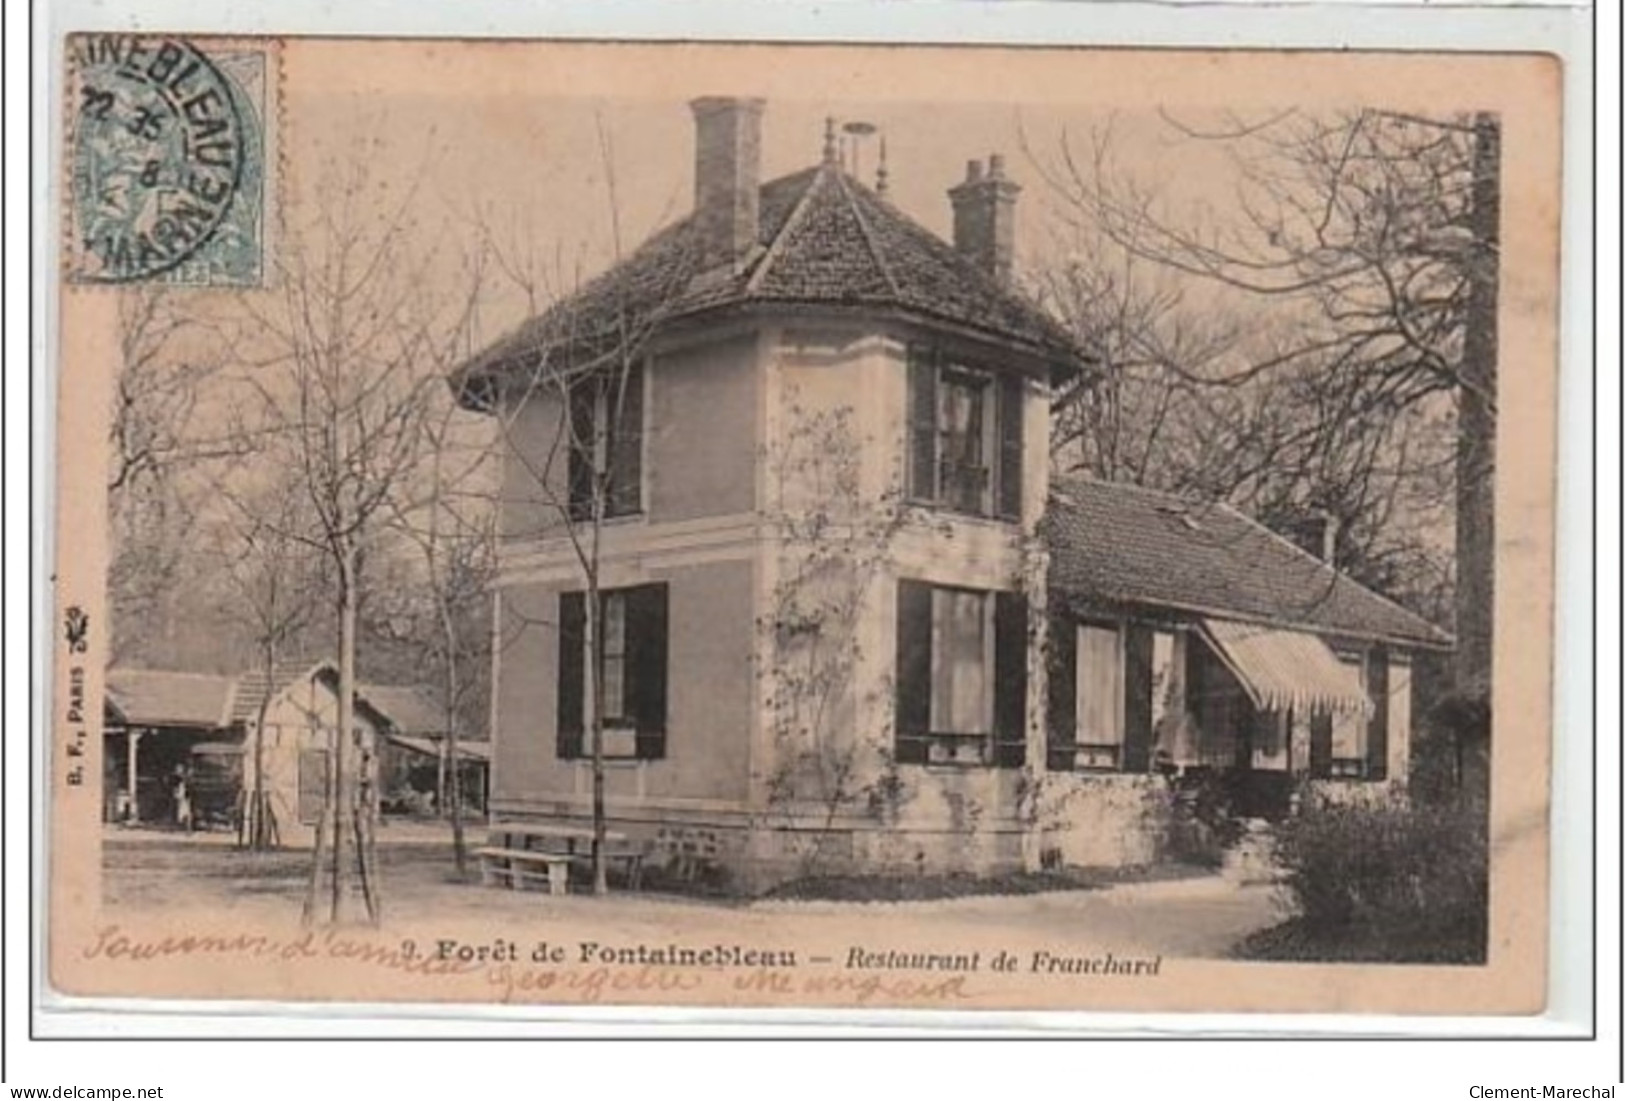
[[477, 822, 646, 894]]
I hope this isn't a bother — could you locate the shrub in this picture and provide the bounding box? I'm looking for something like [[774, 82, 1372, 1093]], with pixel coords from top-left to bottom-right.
[[1272, 797, 1487, 961], [1163, 768, 1248, 868]]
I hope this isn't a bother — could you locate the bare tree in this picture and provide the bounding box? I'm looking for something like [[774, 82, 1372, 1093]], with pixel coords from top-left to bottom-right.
[[379, 371, 500, 877], [107, 288, 242, 664], [464, 117, 697, 894], [204, 470, 329, 849], [1032, 108, 1494, 654], [228, 150, 473, 925]]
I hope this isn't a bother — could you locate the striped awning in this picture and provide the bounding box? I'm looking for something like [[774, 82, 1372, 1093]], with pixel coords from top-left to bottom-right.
[[1200, 618, 1370, 716]]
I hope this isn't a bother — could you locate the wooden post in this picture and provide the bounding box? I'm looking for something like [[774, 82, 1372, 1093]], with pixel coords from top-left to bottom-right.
[[125, 729, 142, 823]]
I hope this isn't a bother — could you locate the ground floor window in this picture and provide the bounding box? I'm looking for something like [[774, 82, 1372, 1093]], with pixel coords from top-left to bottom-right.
[[1311, 648, 1390, 782], [557, 583, 669, 761], [929, 587, 993, 738], [1074, 623, 1124, 769], [897, 580, 1026, 767], [1047, 614, 1154, 773]]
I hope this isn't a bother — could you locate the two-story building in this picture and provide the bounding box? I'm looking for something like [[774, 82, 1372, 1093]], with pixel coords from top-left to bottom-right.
[[452, 98, 1448, 889]]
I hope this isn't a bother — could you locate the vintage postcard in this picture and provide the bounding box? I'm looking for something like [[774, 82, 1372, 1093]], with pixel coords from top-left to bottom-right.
[[45, 36, 1563, 1019]]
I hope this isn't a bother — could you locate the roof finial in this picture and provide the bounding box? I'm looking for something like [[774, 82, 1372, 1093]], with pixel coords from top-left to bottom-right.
[[822, 116, 838, 165], [876, 136, 890, 197]]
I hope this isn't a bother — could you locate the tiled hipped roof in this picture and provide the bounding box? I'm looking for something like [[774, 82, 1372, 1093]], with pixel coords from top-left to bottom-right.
[[1044, 477, 1451, 649], [455, 163, 1080, 388]]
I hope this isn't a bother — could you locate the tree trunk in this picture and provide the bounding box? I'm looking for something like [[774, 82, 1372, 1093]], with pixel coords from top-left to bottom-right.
[[1450, 113, 1498, 809], [1455, 114, 1498, 707], [444, 657, 467, 877], [587, 584, 608, 895], [246, 642, 277, 851], [301, 800, 328, 927], [436, 744, 448, 823], [331, 542, 357, 924]]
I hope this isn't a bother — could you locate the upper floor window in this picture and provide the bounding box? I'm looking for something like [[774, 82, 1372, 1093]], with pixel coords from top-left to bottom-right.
[[567, 363, 644, 522], [906, 347, 1023, 521]]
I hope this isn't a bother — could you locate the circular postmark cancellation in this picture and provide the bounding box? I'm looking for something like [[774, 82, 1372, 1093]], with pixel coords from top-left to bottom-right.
[[70, 36, 245, 283]]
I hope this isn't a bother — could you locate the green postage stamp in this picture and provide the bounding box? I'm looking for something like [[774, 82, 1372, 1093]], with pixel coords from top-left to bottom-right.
[[66, 34, 276, 286]]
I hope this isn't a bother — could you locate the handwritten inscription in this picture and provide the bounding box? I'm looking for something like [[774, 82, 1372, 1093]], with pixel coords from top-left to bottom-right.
[[79, 926, 1164, 1006], [84, 925, 481, 977]]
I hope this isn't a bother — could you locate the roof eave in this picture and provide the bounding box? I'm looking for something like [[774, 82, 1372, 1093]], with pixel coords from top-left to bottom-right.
[[1049, 585, 1454, 652], [451, 288, 1091, 409]]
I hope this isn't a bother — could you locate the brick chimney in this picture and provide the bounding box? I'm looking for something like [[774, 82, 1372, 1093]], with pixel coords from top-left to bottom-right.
[[1286, 511, 1340, 564], [948, 153, 1021, 284], [690, 97, 765, 271]]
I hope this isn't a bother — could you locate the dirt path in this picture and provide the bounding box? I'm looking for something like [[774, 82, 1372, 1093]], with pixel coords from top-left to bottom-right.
[[101, 833, 1286, 960]]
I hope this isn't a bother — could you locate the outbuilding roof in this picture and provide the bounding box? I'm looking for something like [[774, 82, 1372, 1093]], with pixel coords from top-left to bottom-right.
[[454, 161, 1082, 397], [357, 684, 447, 737], [228, 658, 330, 724], [105, 669, 238, 729], [1044, 477, 1451, 649]]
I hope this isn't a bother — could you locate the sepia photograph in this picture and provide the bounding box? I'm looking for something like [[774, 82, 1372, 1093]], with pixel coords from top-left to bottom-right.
[[46, 36, 1562, 1016]]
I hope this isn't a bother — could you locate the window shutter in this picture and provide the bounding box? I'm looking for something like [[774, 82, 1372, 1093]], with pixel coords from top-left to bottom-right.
[[906, 348, 938, 502], [627, 582, 669, 760], [894, 579, 933, 764], [1366, 650, 1389, 781], [1046, 612, 1078, 771], [1309, 711, 1333, 778], [608, 363, 644, 516], [566, 380, 596, 522], [1122, 625, 1155, 773], [557, 591, 585, 759], [997, 375, 1024, 522], [992, 591, 1028, 768]]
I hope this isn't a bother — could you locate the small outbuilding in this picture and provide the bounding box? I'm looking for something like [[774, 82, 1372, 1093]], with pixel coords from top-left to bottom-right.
[[102, 661, 471, 844]]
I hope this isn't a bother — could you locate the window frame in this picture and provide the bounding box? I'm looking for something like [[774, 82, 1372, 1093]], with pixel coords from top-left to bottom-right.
[[557, 582, 668, 763], [1045, 613, 1157, 775], [1328, 649, 1370, 779], [935, 366, 995, 516], [927, 585, 996, 745], [567, 362, 646, 523], [1072, 620, 1126, 772], [906, 346, 1023, 523], [895, 580, 1027, 769], [589, 589, 631, 731]]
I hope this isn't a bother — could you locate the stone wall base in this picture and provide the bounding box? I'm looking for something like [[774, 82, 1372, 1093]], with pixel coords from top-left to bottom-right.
[[488, 800, 1037, 895]]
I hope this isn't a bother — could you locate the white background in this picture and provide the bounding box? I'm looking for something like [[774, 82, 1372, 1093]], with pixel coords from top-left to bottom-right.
[[6, 0, 1617, 1093]]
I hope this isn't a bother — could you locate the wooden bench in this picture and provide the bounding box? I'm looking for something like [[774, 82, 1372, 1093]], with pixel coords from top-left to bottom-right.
[[485, 823, 647, 891], [476, 847, 570, 896]]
